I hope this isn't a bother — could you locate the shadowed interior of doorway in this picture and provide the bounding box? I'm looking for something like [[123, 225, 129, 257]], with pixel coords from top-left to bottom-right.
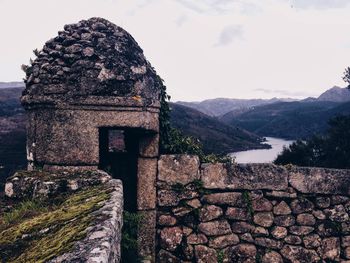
[[99, 128, 139, 212]]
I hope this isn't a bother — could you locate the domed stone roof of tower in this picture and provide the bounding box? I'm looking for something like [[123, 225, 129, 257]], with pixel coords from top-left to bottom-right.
[[22, 17, 162, 106]]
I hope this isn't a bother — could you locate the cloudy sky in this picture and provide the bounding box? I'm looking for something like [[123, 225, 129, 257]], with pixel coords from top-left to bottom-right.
[[0, 0, 350, 101]]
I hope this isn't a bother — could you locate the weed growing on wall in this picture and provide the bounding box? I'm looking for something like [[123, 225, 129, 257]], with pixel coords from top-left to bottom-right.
[[121, 211, 143, 262], [242, 191, 254, 219], [217, 250, 225, 263]]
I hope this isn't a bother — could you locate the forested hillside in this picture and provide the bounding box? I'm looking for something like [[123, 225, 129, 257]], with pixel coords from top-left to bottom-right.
[[0, 87, 26, 186], [220, 101, 350, 139], [170, 103, 268, 154]]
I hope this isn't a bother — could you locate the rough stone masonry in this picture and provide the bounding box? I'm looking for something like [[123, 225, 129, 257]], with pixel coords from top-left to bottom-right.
[[156, 155, 350, 263]]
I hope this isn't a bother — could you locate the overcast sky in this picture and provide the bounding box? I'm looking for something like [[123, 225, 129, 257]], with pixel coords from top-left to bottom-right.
[[1, 0, 350, 101]]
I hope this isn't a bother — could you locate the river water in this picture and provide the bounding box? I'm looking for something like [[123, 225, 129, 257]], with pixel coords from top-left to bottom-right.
[[230, 137, 294, 163]]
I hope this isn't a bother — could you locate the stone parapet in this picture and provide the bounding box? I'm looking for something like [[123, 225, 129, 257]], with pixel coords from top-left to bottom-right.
[[201, 163, 288, 191], [201, 161, 350, 194], [49, 179, 123, 263], [2, 172, 123, 263], [156, 154, 350, 262], [289, 167, 350, 195], [158, 155, 200, 185]]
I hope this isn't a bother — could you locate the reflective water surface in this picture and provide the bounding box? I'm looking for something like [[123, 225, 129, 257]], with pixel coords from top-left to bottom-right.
[[230, 137, 294, 163]]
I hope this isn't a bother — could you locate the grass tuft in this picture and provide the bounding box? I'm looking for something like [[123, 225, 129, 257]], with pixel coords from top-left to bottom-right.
[[1, 200, 48, 229], [0, 185, 111, 262]]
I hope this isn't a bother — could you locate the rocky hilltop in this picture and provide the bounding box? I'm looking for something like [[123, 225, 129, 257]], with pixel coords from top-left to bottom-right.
[[317, 86, 350, 102]]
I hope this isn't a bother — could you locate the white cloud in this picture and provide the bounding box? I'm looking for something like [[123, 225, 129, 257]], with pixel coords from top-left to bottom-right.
[[0, 0, 349, 101], [288, 0, 350, 9], [253, 88, 315, 98], [174, 0, 261, 15], [216, 25, 244, 46], [175, 14, 188, 27]]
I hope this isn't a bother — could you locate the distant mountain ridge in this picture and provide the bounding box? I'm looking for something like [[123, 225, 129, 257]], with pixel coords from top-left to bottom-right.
[[317, 86, 350, 102], [177, 97, 296, 117], [0, 82, 24, 89], [177, 86, 350, 117], [176, 86, 350, 141], [220, 100, 350, 140]]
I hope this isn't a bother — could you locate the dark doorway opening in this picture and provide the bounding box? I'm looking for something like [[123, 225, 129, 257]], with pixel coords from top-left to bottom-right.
[[99, 128, 139, 212]]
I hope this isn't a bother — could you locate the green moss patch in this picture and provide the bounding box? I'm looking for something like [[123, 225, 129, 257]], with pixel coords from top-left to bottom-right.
[[0, 185, 111, 263], [0, 200, 49, 229]]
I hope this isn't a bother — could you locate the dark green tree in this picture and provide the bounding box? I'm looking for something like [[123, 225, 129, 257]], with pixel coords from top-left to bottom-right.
[[322, 115, 350, 168], [275, 115, 350, 169], [344, 67, 350, 88]]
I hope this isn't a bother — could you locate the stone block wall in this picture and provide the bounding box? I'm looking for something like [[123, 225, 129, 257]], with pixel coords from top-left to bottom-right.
[[156, 155, 350, 263]]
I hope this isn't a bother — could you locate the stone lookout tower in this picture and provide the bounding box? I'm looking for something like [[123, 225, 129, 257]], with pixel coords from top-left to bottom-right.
[[22, 17, 161, 172], [21, 17, 161, 256]]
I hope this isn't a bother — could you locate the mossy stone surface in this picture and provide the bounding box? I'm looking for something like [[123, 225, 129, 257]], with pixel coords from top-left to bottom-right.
[[0, 185, 111, 262]]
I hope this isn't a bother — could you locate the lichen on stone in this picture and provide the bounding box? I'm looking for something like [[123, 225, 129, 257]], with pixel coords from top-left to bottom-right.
[[0, 185, 111, 262], [5, 169, 111, 199]]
